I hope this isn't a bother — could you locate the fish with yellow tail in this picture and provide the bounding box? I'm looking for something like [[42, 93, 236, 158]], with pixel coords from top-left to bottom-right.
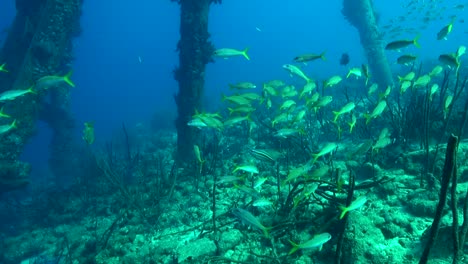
[[35, 71, 75, 90], [232, 208, 272, 238], [282, 163, 314, 185], [385, 35, 420, 50], [364, 100, 387, 125], [281, 85, 297, 98], [274, 128, 303, 138], [311, 142, 337, 164], [339, 196, 367, 219], [82, 122, 95, 145], [378, 85, 392, 100], [362, 64, 370, 85], [233, 164, 259, 174], [293, 51, 326, 64], [457, 46, 466, 58], [263, 84, 278, 97], [224, 115, 251, 127], [324, 75, 342, 88], [413, 74, 431, 88], [400, 81, 412, 94], [194, 145, 204, 173], [229, 82, 256, 90], [437, 18, 455, 40], [305, 92, 320, 108], [283, 64, 312, 83], [429, 84, 439, 101], [279, 99, 296, 111], [444, 95, 453, 119], [332, 102, 355, 122], [193, 145, 204, 164], [313, 95, 333, 110], [397, 54, 417, 65], [373, 137, 391, 153], [439, 53, 459, 70], [228, 105, 255, 115], [265, 79, 285, 89], [0, 86, 35, 102], [289, 233, 332, 255], [214, 47, 250, 60], [429, 66, 443, 77], [348, 114, 356, 133], [346, 67, 362, 79], [367, 83, 378, 96], [397, 72, 415, 82], [300, 82, 316, 99]]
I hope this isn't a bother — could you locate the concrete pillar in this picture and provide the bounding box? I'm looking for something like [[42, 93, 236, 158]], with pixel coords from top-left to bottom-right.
[[0, 0, 83, 192], [342, 0, 393, 87], [172, 0, 217, 161]]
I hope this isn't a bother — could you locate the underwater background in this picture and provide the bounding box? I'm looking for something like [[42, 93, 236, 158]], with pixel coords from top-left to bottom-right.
[[1, 0, 468, 263]]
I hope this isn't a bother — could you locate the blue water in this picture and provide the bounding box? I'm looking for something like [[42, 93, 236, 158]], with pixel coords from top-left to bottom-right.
[[73, 0, 363, 135], [2, 1, 468, 263], [1, 0, 467, 178]]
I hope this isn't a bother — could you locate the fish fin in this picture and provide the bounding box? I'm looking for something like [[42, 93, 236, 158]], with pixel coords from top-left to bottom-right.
[[10, 119, 17, 129], [363, 114, 371, 125], [288, 240, 300, 255], [63, 71, 75, 87], [0, 106, 10, 118], [378, 93, 384, 101], [339, 205, 348, 219], [263, 227, 272, 238], [0, 63, 8, 72], [320, 51, 327, 61], [332, 111, 340, 122], [413, 35, 421, 48], [246, 113, 253, 123], [242, 47, 250, 60], [28, 86, 37, 94], [293, 196, 302, 208], [311, 154, 319, 164]]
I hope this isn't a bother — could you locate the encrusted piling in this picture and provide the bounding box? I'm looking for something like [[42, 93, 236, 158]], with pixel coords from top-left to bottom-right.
[[0, 0, 83, 192], [171, 0, 218, 162], [342, 0, 393, 87]]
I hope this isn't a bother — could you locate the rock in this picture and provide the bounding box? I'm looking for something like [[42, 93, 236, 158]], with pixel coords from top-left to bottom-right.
[[219, 229, 243, 252], [177, 237, 216, 262], [356, 162, 382, 180]]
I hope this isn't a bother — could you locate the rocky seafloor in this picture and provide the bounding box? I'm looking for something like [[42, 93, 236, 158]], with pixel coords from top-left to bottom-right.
[[1, 130, 468, 264]]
